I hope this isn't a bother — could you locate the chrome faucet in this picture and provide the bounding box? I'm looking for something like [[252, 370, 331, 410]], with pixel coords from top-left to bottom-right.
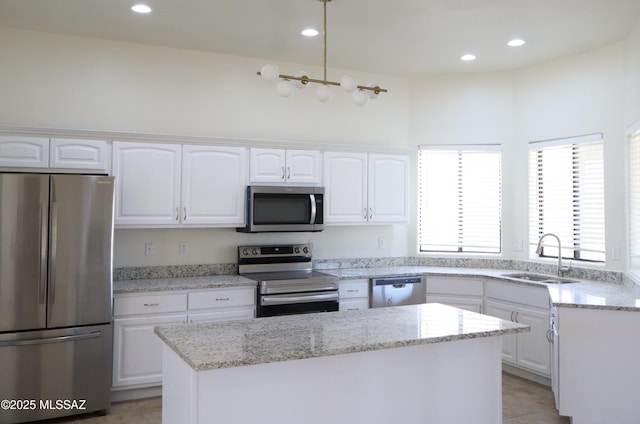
[[536, 233, 571, 277]]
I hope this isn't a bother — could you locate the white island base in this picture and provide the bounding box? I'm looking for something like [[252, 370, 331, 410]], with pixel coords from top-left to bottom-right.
[[162, 335, 503, 424]]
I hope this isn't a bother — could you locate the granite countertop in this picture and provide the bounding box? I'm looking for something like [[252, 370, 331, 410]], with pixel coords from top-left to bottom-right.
[[114, 265, 640, 312], [547, 280, 640, 312], [114, 275, 256, 294], [154, 302, 529, 372]]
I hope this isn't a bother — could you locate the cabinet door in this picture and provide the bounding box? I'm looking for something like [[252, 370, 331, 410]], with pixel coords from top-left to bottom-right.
[[0, 136, 49, 168], [368, 154, 409, 223], [112, 142, 182, 226], [515, 306, 551, 376], [182, 145, 247, 225], [323, 152, 368, 223], [286, 150, 321, 184], [484, 300, 517, 364], [249, 148, 286, 183], [112, 314, 187, 388], [50, 138, 108, 171], [426, 295, 483, 313]]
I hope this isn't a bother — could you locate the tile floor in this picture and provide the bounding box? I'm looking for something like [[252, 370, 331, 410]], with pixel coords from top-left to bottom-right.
[[46, 373, 568, 423]]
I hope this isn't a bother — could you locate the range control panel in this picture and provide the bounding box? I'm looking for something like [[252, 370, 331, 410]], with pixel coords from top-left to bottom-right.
[[238, 244, 312, 259]]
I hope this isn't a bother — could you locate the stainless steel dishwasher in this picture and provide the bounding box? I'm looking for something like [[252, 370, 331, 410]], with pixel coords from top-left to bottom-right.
[[370, 276, 426, 308]]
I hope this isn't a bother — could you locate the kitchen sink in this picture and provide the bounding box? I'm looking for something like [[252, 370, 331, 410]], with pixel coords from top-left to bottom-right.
[[501, 272, 579, 284]]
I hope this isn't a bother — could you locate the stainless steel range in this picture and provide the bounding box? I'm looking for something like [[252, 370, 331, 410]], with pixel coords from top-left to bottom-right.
[[238, 244, 338, 317]]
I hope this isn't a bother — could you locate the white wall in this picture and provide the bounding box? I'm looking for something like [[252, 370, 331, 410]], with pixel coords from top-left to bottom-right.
[[624, 18, 640, 128], [513, 43, 626, 270], [1, 24, 638, 270], [0, 27, 413, 267], [407, 72, 515, 258]]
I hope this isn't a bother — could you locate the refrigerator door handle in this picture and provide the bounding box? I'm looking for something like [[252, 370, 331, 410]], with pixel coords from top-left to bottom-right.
[[49, 180, 58, 304], [39, 201, 48, 304], [0, 331, 102, 347]]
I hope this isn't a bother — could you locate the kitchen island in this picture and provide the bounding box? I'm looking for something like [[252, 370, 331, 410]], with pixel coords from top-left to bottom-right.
[[155, 303, 529, 424]]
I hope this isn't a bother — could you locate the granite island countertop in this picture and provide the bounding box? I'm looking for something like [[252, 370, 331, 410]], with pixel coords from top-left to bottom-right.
[[154, 302, 529, 372]]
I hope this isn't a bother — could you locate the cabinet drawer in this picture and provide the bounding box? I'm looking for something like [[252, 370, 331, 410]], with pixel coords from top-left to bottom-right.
[[114, 293, 187, 316], [485, 280, 549, 309], [339, 279, 369, 300], [427, 277, 484, 296], [188, 308, 255, 323], [339, 298, 369, 312], [188, 287, 255, 310]]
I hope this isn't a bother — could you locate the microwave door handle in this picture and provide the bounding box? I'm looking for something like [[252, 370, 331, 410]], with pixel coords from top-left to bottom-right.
[[309, 194, 317, 224]]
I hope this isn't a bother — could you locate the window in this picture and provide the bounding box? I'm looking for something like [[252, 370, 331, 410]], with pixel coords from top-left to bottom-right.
[[628, 124, 640, 267], [528, 134, 605, 262], [418, 145, 502, 254]]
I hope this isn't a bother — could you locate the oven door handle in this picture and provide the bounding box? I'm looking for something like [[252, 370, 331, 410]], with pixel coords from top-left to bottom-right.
[[261, 291, 339, 306]]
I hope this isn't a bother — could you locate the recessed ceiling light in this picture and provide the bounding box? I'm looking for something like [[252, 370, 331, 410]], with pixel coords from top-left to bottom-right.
[[508, 39, 526, 47], [301, 28, 319, 37], [131, 4, 152, 14], [460, 54, 476, 61]]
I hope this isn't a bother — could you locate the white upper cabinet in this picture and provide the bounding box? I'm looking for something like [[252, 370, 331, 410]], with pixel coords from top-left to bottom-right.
[[113, 142, 247, 227], [324, 152, 409, 224], [50, 138, 108, 171], [249, 148, 321, 185], [0, 136, 49, 168], [0, 136, 109, 171], [323, 152, 368, 223], [181, 145, 247, 226], [368, 154, 410, 223], [113, 142, 182, 226]]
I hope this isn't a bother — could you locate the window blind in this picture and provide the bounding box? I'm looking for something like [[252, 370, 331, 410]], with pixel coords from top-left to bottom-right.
[[629, 127, 640, 264], [418, 146, 502, 253], [528, 134, 605, 262]]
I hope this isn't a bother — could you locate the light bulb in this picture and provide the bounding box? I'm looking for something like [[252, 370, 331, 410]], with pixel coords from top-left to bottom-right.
[[260, 64, 280, 82], [353, 89, 369, 107], [294, 71, 308, 89], [276, 79, 295, 97], [367, 84, 380, 100], [340, 75, 358, 92], [316, 84, 333, 102]]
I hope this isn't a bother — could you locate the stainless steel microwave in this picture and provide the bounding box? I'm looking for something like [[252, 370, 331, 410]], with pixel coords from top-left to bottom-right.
[[237, 186, 324, 233]]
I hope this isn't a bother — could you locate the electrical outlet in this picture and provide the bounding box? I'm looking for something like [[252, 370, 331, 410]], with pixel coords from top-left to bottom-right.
[[179, 241, 188, 256], [513, 240, 523, 252], [612, 245, 620, 261], [145, 242, 155, 256], [378, 237, 385, 249]]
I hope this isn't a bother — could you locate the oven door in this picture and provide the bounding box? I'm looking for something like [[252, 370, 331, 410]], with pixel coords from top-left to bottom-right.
[[257, 291, 339, 317]]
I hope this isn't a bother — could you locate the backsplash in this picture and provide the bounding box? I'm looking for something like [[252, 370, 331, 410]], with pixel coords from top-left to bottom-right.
[[114, 256, 624, 284]]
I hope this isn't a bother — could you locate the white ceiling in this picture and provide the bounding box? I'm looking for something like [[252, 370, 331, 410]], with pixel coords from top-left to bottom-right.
[[1, 0, 640, 77]]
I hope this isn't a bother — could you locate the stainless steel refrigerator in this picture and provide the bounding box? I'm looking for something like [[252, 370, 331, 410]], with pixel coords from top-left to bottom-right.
[[0, 173, 114, 424]]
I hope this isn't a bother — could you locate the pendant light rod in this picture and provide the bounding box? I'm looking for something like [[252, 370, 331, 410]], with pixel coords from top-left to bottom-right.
[[322, 0, 328, 83]]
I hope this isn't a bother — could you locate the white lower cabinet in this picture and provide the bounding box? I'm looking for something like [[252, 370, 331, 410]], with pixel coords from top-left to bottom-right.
[[338, 279, 369, 311], [113, 292, 188, 389], [426, 277, 484, 313], [484, 281, 551, 378], [112, 287, 255, 393], [113, 313, 187, 389]]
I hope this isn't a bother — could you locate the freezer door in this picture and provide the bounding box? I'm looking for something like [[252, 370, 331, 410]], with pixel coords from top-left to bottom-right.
[[0, 324, 112, 424], [0, 174, 49, 333], [48, 175, 114, 328]]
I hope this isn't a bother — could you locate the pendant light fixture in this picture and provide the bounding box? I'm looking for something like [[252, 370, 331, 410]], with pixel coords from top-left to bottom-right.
[[257, 0, 388, 106]]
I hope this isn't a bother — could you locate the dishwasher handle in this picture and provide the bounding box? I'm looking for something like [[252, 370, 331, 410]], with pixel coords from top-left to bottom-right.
[[371, 276, 423, 287]]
